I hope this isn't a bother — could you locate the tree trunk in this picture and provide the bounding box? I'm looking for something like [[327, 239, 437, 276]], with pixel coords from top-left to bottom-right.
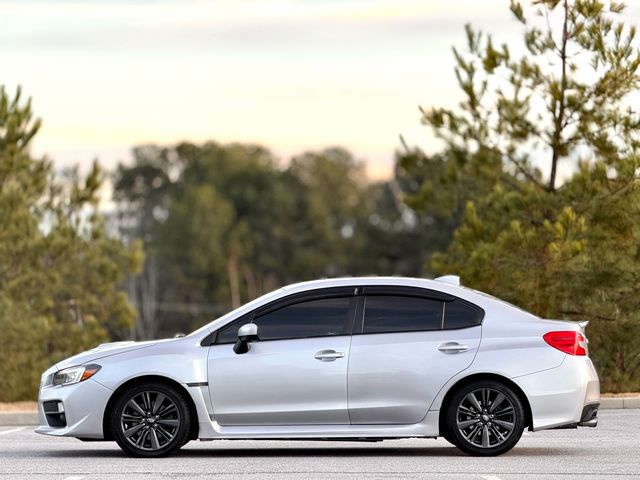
[[549, 0, 569, 192], [227, 252, 241, 309], [243, 265, 258, 301]]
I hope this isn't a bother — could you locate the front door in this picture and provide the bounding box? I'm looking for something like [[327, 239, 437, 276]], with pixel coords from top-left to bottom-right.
[[208, 293, 356, 426]]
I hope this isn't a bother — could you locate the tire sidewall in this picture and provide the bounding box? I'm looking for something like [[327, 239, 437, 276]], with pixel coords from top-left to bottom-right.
[[110, 382, 191, 458], [446, 380, 525, 456]]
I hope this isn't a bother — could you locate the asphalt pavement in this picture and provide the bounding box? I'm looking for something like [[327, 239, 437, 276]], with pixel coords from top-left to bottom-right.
[[1, 409, 638, 480]]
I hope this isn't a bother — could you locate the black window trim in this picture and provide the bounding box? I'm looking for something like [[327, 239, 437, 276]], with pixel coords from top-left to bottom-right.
[[207, 286, 359, 345], [441, 297, 485, 330], [361, 285, 455, 301], [358, 294, 444, 336], [200, 284, 485, 345], [355, 285, 485, 335], [253, 286, 358, 318]]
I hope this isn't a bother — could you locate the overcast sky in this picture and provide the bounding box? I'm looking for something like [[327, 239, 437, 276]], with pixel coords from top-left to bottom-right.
[[1, 0, 639, 179]]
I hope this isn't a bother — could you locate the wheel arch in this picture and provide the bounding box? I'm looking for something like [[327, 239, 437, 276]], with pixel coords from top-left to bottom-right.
[[438, 372, 533, 436], [102, 375, 199, 441]]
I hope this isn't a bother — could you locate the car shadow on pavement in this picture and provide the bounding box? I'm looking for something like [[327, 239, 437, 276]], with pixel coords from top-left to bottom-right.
[[39, 445, 576, 459], [176, 446, 576, 458]]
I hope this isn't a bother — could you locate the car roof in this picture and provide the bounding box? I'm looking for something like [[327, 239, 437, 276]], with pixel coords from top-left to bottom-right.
[[190, 276, 503, 337], [281, 276, 454, 292]]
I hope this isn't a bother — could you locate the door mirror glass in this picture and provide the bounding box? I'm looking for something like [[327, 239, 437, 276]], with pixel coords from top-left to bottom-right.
[[234, 323, 258, 354]]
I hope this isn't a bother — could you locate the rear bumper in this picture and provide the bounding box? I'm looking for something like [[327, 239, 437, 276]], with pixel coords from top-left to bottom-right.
[[578, 402, 599, 427], [512, 356, 600, 431], [549, 402, 599, 429]]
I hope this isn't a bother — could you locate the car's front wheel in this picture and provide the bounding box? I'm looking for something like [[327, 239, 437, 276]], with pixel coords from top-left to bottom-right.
[[110, 382, 192, 457], [445, 380, 525, 456]]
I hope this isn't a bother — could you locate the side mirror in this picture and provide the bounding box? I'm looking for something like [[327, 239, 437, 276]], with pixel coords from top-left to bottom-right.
[[233, 323, 258, 354]]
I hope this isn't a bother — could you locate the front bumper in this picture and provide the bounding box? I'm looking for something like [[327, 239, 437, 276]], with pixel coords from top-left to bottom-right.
[[35, 378, 113, 439]]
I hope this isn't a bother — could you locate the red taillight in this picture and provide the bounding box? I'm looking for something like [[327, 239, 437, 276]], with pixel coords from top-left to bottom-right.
[[543, 331, 588, 356]]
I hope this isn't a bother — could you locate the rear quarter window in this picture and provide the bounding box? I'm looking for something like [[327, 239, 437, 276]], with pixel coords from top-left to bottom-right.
[[443, 299, 484, 329]]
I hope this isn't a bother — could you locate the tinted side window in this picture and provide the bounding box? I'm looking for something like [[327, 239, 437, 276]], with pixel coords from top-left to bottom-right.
[[363, 295, 442, 334], [443, 300, 483, 329], [216, 317, 251, 344], [217, 297, 353, 343]]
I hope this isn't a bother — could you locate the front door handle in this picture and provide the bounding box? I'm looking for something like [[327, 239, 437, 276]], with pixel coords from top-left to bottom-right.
[[314, 349, 345, 362], [438, 342, 470, 354]]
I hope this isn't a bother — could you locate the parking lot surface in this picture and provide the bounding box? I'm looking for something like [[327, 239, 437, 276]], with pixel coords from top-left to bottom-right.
[[0, 410, 638, 480]]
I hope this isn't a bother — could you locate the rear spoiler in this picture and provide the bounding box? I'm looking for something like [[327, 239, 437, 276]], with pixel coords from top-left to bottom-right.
[[578, 321, 589, 332], [434, 275, 460, 286]]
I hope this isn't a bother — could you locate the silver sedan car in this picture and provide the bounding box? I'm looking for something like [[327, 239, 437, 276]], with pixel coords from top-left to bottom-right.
[[36, 276, 600, 457]]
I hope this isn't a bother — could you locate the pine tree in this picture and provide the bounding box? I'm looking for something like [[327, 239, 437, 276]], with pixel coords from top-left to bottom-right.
[[405, 1, 640, 391], [0, 86, 142, 400]]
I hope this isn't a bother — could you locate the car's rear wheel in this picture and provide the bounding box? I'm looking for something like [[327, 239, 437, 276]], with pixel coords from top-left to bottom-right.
[[110, 382, 191, 457], [439, 422, 455, 445], [445, 380, 525, 456]]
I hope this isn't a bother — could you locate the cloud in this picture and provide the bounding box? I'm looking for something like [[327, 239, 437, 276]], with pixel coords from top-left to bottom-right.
[[0, 0, 510, 53]]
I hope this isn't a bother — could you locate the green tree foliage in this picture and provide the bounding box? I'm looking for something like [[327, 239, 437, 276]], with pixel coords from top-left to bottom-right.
[[113, 146, 175, 339], [114, 143, 438, 337], [285, 148, 369, 278], [404, 1, 640, 391], [114, 143, 366, 334], [172, 142, 294, 309], [0, 86, 141, 401]]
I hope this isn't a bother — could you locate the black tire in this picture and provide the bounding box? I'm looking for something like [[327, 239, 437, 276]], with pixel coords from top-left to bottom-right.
[[445, 380, 525, 456], [110, 382, 191, 458], [439, 421, 456, 445]]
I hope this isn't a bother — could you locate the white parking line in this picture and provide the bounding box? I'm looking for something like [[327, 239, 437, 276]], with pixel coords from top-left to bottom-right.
[[481, 476, 503, 480], [0, 427, 25, 436], [63, 476, 85, 480]]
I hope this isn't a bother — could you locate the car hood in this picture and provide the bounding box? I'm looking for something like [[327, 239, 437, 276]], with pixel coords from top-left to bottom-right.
[[54, 340, 158, 370]]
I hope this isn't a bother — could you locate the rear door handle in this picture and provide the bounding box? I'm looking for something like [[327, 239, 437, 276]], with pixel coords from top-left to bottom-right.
[[314, 349, 345, 362], [438, 342, 470, 354]]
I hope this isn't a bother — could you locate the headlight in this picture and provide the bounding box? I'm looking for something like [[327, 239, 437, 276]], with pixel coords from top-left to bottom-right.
[[52, 364, 101, 386]]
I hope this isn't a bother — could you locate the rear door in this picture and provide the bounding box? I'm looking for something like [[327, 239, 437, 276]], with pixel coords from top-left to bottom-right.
[[347, 286, 482, 424]]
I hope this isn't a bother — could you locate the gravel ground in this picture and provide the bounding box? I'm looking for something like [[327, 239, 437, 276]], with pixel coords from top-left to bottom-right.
[[0, 403, 37, 412]]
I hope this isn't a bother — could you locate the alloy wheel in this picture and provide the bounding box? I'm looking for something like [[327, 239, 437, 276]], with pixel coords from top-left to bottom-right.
[[455, 387, 516, 449], [120, 390, 181, 452]]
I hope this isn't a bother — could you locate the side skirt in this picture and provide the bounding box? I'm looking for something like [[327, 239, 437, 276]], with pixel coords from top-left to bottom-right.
[[196, 411, 440, 440]]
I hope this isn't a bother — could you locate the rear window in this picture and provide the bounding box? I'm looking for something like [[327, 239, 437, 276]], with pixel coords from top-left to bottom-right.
[[363, 295, 443, 334], [443, 300, 483, 329]]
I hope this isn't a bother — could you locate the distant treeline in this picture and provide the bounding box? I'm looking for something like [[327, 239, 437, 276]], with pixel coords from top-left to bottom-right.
[[2, 0, 640, 401], [111, 142, 453, 340]]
